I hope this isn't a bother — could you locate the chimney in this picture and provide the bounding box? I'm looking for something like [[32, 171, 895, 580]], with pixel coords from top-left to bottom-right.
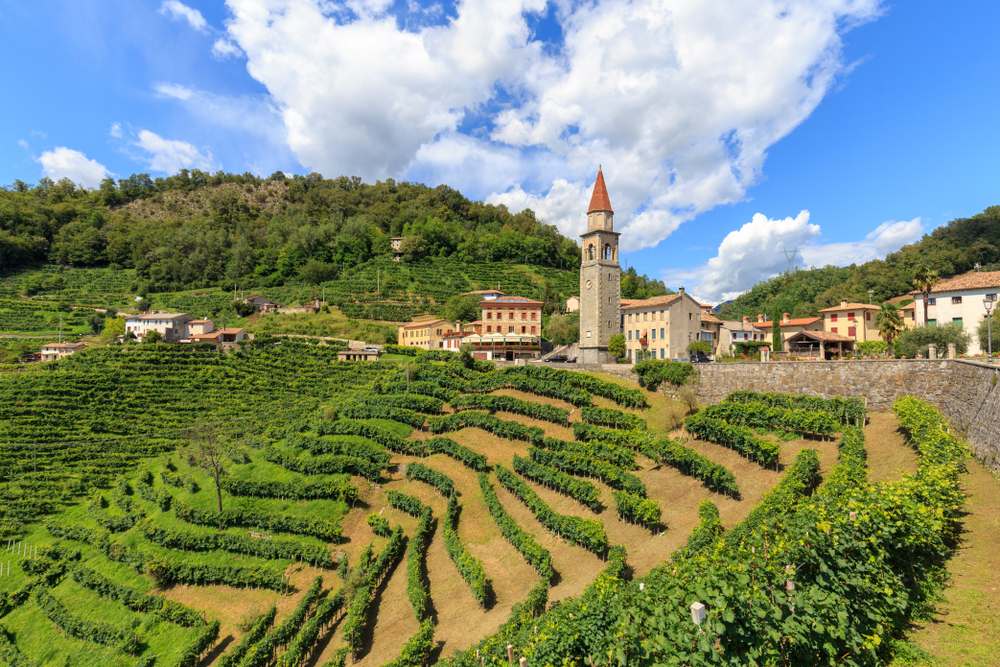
[[782, 312, 790, 324], [756, 313, 765, 323], [840, 300, 848, 308], [742, 315, 751, 327], [678, 287, 685, 295]]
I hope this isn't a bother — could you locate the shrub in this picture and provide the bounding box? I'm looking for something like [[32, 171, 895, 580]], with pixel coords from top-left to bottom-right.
[[613, 491, 661, 530], [219, 607, 276, 667], [34, 587, 141, 654], [425, 437, 489, 471], [633, 359, 695, 391], [856, 340, 888, 358], [513, 455, 602, 511], [451, 393, 570, 425], [405, 462, 457, 497], [529, 446, 646, 496], [725, 390, 866, 426], [699, 400, 838, 438], [367, 513, 392, 537], [580, 405, 645, 430], [894, 323, 969, 358]]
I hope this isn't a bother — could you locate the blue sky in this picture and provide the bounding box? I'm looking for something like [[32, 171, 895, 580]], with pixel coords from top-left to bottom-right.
[[2, 1, 998, 301]]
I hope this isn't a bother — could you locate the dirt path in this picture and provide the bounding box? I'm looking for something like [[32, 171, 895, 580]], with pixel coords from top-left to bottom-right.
[[865, 411, 918, 483], [895, 459, 1000, 666]]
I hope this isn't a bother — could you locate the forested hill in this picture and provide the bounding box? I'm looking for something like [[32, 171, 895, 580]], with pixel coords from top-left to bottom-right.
[[719, 205, 1000, 319], [1, 171, 586, 293]]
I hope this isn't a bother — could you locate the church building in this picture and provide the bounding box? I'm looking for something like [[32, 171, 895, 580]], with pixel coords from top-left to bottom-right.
[[578, 168, 622, 364]]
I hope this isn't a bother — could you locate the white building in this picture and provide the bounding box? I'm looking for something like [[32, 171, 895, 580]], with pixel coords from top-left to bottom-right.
[[913, 270, 1000, 355], [40, 342, 85, 362], [125, 313, 193, 342]]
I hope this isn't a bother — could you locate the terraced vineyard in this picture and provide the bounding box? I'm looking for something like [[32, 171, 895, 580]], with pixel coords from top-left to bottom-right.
[[0, 348, 968, 665], [0, 258, 578, 325]]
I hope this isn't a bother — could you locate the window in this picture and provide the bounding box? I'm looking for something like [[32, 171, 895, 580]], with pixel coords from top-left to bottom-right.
[[927, 319, 937, 326], [987, 293, 997, 302], [660, 327, 665, 339], [603, 243, 613, 261], [508, 312, 513, 320], [660, 348, 665, 359], [688, 313, 693, 320], [587, 244, 594, 260], [848, 312, 855, 321], [651, 329, 656, 340], [531, 312, 537, 320], [928, 297, 936, 306], [952, 317, 963, 326], [521, 312, 526, 320], [486, 325, 492, 333], [485, 312, 492, 319], [508, 325, 514, 333], [521, 326, 526, 333], [831, 313, 838, 322], [530, 325, 536, 334], [865, 312, 871, 321], [952, 296, 963, 305], [831, 327, 838, 334], [635, 329, 640, 339], [848, 326, 856, 338], [628, 330, 632, 340]]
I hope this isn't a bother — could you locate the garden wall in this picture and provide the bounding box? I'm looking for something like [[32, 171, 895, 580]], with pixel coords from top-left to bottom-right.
[[692, 359, 1000, 470]]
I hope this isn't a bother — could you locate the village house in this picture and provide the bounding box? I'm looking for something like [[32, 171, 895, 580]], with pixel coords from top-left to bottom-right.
[[819, 302, 882, 342], [713, 316, 768, 357], [480, 295, 543, 337], [752, 313, 823, 352], [912, 270, 1000, 355], [188, 328, 247, 350], [886, 295, 918, 329], [699, 306, 723, 353], [40, 341, 85, 362], [187, 319, 215, 336], [396, 316, 456, 350], [390, 237, 404, 261], [621, 289, 702, 362], [784, 330, 856, 359], [338, 341, 382, 362], [125, 312, 193, 342], [463, 289, 505, 300], [564, 295, 580, 313], [245, 295, 280, 313]]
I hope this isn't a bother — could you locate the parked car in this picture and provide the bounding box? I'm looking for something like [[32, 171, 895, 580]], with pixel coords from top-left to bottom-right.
[[690, 351, 712, 363]]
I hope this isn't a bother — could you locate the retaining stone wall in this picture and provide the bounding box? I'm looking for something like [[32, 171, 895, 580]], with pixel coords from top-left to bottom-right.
[[692, 359, 1000, 470]]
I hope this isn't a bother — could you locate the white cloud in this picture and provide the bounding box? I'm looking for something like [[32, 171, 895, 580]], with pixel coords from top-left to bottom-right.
[[154, 82, 195, 101], [37, 147, 110, 188], [220, 0, 880, 251], [135, 129, 214, 173], [109, 122, 123, 139], [159, 0, 208, 32], [211, 37, 243, 59], [800, 218, 924, 267], [667, 211, 924, 303], [17, 139, 30, 151]]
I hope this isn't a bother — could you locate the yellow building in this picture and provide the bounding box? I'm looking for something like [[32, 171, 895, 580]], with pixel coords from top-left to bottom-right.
[[818, 301, 882, 342], [397, 316, 454, 350], [621, 290, 702, 362]]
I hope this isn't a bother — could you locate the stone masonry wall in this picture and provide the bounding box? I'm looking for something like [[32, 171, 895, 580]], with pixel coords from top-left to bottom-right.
[[692, 359, 1000, 470]]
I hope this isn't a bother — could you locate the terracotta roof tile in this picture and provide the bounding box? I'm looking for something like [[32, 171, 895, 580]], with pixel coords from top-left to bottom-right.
[[789, 330, 854, 343], [752, 317, 820, 329], [924, 271, 1000, 293], [587, 167, 613, 213], [620, 294, 681, 310], [701, 313, 723, 324]]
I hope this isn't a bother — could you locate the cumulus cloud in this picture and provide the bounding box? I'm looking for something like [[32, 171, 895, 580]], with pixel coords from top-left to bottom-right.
[[218, 0, 880, 250], [109, 122, 123, 139], [211, 37, 243, 59], [666, 211, 924, 303], [135, 129, 214, 173], [37, 147, 110, 188], [159, 0, 208, 32]]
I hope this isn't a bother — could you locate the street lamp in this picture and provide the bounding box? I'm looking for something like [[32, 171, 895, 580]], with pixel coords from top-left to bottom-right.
[[985, 296, 996, 361]]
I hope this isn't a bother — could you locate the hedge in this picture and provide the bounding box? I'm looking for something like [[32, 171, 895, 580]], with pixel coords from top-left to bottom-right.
[[177, 620, 220, 667], [451, 393, 570, 425], [633, 359, 695, 391], [367, 513, 392, 537], [286, 432, 391, 465], [425, 437, 489, 471], [512, 455, 602, 512], [34, 587, 141, 654], [221, 475, 358, 503], [263, 446, 384, 481], [386, 490, 428, 518], [336, 401, 427, 428], [528, 447, 646, 496], [427, 411, 544, 444], [535, 436, 637, 469], [238, 577, 325, 667], [405, 462, 457, 497], [71, 565, 204, 627], [173, 500, 341, 542], [405, 508, 435, 621], [673, 500, 723, 560], [494, 465, 608, 557], [142, 523, 334, 567], [478, 474, 554, 583], [684, 412, 781, 467], [219, 607, 276, 667], [443, 497, 494, 607], [613, 491, 662, 530], [0, 628, 29, 667], [726, 390, 866, 425], [511, 365, 647, 408], [275, 590, 346, 667], [701, 400, 838, 438], [383, 620, 435, 667], [573, 422, 740, 498], [144, 555, 290, 592], [317, 419, 428, 456], [580, 405, 645, 431], [343, 528, 408, 658]]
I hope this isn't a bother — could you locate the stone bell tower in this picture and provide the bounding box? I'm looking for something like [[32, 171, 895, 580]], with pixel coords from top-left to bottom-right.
[[578, 167, 621, 364]]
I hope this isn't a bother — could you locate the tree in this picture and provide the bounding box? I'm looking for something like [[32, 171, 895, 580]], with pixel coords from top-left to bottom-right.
[[875, 303, 903, 347], [894, 323, 969, 358], [771, 319, 782, 352], [89, 313, 106, 335], [144, 329, 162, 344], [913, 266, 940, 325], [687, 340, 711, 357], [442, 294, 480, 323], [608, 334, 626, 362], [977, 310, 1000, 357], [185, 423, 231, 513], [544, 312, 579, 345]]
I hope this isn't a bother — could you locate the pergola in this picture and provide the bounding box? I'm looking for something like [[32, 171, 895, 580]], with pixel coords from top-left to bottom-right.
[[461, 333, 540, 361], [785, 330, 855, 359]]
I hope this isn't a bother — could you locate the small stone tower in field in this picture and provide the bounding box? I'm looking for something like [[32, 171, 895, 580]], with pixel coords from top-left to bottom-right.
[[578, 167, 621, 364]]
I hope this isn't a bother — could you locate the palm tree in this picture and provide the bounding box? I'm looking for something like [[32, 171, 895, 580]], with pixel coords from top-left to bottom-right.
[[876, 302, 903, 349], [913, 266, 939, 325]]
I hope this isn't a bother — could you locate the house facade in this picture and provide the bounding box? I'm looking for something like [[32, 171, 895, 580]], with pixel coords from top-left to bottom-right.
[[125, 313, 193, 342], [751, 313, 823, 352], [396, 317, 454, 350], [40, 342, 85, 362], [912, 270, 1000, 355], [481, 296, 543, 337], [715, 317, 767, 356], [819, 302, 882, 342], [621, 290, 702, 362]]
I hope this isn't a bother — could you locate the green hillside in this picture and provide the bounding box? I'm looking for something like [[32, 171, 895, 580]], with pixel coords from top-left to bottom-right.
[[719, 205, 1000, 319]]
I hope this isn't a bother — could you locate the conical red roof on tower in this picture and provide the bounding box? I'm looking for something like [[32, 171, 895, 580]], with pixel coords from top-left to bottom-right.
[[587, 167, 613, 214]]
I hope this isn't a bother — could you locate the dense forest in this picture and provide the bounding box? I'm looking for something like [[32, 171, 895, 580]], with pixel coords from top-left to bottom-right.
[[0, 171, 589, 293], [719, 206, 1000, 319]]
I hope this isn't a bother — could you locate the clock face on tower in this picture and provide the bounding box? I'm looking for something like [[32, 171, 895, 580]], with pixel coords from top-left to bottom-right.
[[585, 280, 593, 290]]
